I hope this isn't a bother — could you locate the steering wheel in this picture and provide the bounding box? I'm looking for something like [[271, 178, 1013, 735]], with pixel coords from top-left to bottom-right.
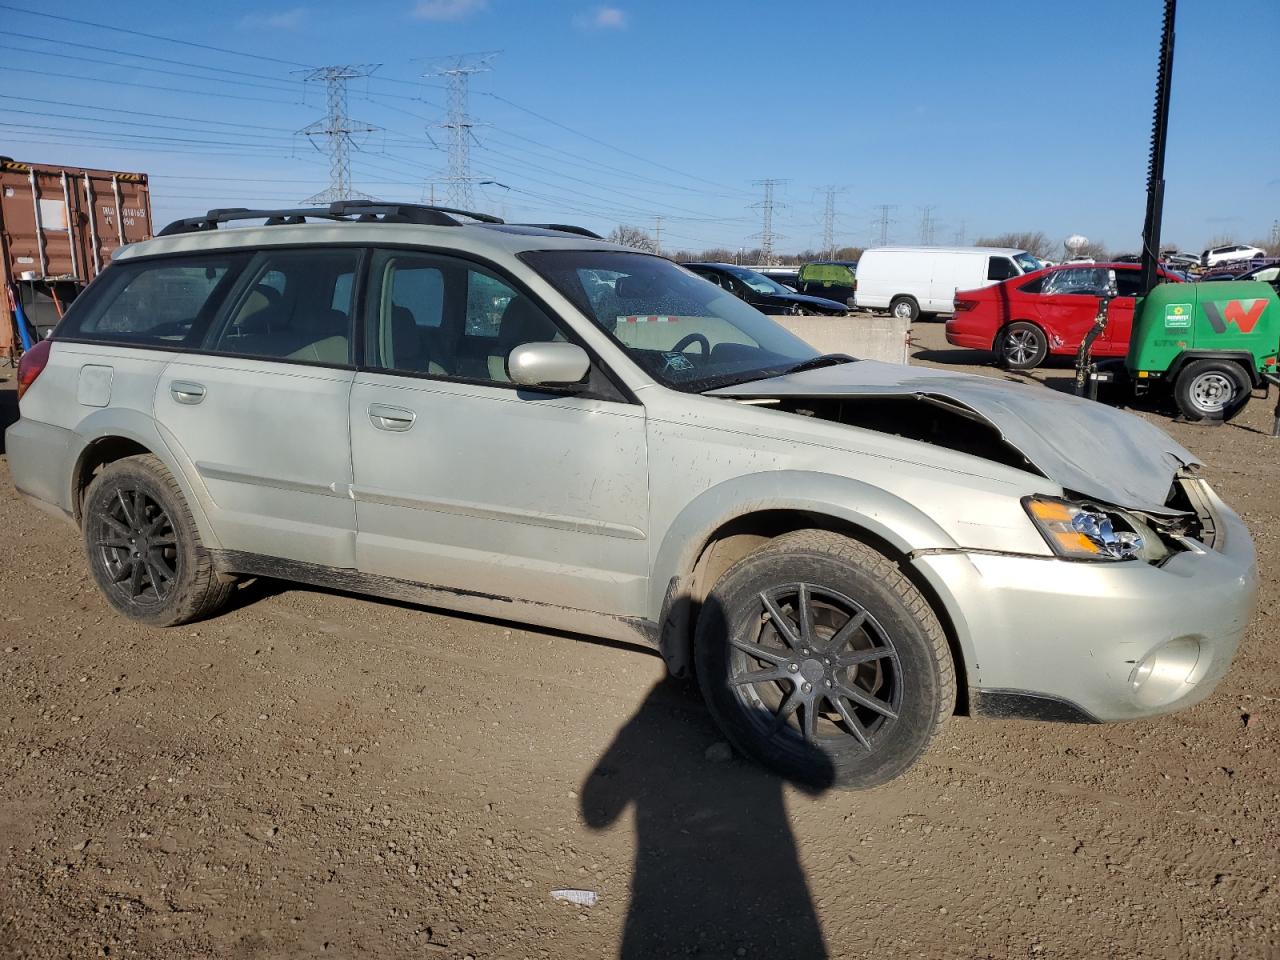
[[671, 332, 710, 355]]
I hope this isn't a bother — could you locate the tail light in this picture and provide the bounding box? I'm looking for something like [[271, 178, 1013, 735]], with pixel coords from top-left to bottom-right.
[[953, 298, 977, 312], [16, 338, 51, 400]]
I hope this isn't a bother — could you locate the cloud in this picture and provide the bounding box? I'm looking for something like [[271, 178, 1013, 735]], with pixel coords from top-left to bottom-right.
[[413, 0, 487, 20], [574, 5, 627, 29], [239, 7, 308, 29]]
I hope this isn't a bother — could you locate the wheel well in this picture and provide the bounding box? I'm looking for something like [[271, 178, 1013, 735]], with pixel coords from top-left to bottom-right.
[[680, 509, 970, 715], [72, 436, 152, 520]]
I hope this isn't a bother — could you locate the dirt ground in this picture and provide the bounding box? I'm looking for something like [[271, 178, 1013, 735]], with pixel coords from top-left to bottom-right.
[[1, 322, 1278, 960]]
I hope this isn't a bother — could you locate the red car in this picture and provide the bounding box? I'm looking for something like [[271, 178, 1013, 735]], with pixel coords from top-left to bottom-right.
[[946, 263, 1181, 370]]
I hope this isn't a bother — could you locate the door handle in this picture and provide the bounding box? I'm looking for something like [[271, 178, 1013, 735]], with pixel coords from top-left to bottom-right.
[[368, 403, 416, 432], [170, 381, 206, 404]]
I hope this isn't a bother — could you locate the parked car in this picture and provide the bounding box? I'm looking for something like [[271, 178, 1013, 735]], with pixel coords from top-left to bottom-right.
[[7, 201, 1257, 789], [796, 260, 857, 306], [1201, 244, 1266, 268], [1161, 252, 1201, 270], [946, 262, 1181, 370], [853, 246, 1042, 321], [683, 262, 847, 315]]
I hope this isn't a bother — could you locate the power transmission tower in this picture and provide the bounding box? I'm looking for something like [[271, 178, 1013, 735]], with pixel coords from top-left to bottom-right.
[[872, 204, 895, 247], [953, 219, 966, 246], [297, 64, 380, 203], [918, 205, 938, 245], [425, 52, 498, 210], [821, 186, 839, 259], [1271, 219, 1279, 250], [750, 178, 787, 264], [653, 216, 664, 256]]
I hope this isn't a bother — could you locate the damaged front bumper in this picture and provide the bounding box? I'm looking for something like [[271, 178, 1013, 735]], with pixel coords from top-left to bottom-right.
[[910, 479, 1257, 723]]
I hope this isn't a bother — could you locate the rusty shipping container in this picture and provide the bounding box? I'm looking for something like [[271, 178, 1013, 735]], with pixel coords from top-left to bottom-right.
[[1, 157, 153, 355]]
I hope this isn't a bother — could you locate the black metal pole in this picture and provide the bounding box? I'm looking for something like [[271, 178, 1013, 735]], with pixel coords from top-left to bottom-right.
[[1140, 0, 1177, 294]]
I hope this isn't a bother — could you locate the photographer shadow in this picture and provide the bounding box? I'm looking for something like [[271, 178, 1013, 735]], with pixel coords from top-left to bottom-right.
[[582, 676, 834, 959]]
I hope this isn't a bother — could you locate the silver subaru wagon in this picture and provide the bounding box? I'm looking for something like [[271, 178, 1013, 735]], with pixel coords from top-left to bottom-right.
[[6, 202, 1258, 788]]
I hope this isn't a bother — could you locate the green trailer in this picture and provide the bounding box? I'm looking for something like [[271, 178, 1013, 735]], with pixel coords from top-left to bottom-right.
[[1126, 279, 1280, 421]]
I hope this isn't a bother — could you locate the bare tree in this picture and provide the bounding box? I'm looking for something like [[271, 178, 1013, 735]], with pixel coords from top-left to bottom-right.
[[607, 224, 657, 252], [974, 231, 1054, 259]]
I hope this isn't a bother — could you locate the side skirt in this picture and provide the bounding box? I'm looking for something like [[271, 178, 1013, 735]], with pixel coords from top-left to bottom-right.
[[210, 549, 660, 652]]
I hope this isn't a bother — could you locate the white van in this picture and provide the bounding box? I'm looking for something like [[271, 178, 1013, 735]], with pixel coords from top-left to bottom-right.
[[854, 246, 1042, 320]]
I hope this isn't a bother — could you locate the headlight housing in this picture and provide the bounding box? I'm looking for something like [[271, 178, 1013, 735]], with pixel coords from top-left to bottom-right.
[[1023, 496, 1145, 561]]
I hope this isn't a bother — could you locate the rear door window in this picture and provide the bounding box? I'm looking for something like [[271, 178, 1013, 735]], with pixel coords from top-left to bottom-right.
[[206, 249, 361, 366], [1042, 268, 1109, 296], [59, 255, 246, 347]]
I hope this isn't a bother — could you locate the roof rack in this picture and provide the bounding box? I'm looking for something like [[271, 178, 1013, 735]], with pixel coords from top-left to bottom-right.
[[515, 223, 603, 239], [158, 200, 504, 237]]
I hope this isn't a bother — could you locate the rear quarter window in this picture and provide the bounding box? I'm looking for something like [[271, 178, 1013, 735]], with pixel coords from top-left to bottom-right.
[[59, 254, 246, 348]]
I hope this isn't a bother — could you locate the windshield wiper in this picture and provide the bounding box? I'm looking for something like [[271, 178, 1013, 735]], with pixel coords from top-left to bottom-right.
[[783, 353, 858, 374]]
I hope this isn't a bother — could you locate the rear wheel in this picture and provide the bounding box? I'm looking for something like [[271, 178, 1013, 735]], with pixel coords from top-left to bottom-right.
[[82, 454, 234, 626], [998, 321, 1048, 370], [695, 530, 955, 789], [1174, 359, 1251, 421], [890, 296, 919, 322]]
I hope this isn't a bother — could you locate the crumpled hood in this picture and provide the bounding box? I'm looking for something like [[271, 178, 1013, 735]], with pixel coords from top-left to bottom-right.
[[708, 361, 1200, 515]]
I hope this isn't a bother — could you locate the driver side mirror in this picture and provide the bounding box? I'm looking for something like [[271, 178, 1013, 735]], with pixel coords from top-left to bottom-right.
[[507, 342, 591, 387]]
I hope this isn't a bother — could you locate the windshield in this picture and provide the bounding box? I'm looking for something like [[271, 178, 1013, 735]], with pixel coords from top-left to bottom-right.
[[1013, 252, 1044, 274], [723, 265, 790, 295], [523, 250, 819, 392]]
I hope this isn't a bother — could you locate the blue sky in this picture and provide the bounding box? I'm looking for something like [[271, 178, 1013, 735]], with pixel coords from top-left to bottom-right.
[[2, 0, 1276, 255]]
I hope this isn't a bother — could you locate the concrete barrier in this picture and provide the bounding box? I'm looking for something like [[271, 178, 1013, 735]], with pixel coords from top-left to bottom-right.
[[767, 313, 911, 365]]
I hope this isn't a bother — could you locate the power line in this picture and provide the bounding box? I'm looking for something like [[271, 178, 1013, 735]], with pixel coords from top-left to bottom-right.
[[0, 2, 313, 68], [0, 95, 295, 133], [297, 66, 382, 203], [480, 92, 754, 196], [0, 40, 304, 95], [0, 65, 301, 105]]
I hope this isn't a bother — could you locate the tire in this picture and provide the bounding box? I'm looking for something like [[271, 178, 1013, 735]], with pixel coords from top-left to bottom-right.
[[695, 530, 955, 789], [82, 454, 234, 627], [997, 321, 1048, 370], [1174, 359, 1251, 422], [890, 297, 919, 322], [788, 303, 814, 316]]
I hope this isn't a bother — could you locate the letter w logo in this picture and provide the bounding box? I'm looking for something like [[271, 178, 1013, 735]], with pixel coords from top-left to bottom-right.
[[1203, 299, 1268, 334]]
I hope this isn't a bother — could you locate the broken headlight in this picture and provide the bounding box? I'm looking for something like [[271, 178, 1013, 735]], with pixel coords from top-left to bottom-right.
[[1023, 496, 1144, 561]]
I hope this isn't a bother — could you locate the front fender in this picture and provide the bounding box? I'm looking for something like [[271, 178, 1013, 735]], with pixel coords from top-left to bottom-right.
[[648, 469, 960, 619]]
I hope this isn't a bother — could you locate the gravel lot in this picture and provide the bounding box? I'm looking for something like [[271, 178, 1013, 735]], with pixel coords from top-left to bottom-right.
[[1, 321, 1278, 959]]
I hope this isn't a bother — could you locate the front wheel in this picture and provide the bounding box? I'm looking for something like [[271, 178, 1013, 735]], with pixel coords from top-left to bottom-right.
[[695, 530, 955, 789], [82, 454, 234, 626], [1174, 359, 1251, 421]]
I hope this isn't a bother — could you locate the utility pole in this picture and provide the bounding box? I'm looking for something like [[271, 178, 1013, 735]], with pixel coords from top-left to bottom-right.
[[821, 186, 838, 259], [751, 178, 787, 264], [918, 205, 937, 246], [297, 65, 380, 203], [872, 204, 895, 247], [1271, 218, 1279, 251], [653, 215, 664, 256], [425, 52, 498, 211]]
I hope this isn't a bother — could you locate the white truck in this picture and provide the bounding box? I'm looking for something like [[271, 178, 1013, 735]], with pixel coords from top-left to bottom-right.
[[854, 246, 1042, 321]]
